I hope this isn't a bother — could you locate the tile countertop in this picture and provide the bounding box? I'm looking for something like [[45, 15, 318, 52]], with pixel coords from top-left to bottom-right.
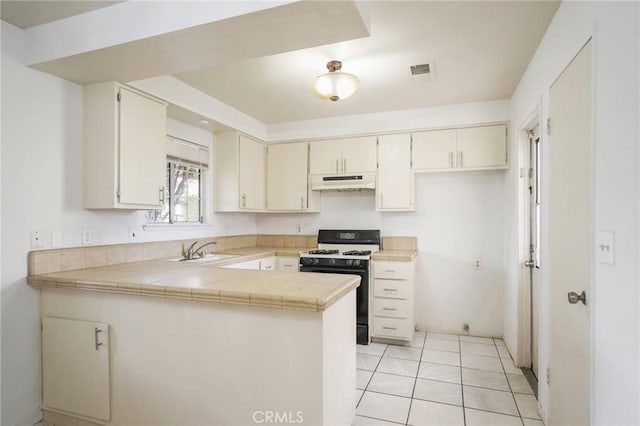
[[27, 247, 358, 312]]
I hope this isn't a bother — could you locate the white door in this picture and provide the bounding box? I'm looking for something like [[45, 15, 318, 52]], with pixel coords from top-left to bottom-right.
[[377, 134, 413, 210], [548, 40, 592, 426], [341, 136, 378, 174], [238, 135, 265, 210], [457, 124, 507, 169], [118, 87, 166, 206], [412, 129, 457, 171], [267, 142, 308, 211], [309, 140, 342, 175], [42, 317, 110, 421]]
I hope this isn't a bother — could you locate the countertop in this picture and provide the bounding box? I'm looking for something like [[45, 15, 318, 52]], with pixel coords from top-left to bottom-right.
[[28, 247, 359, 312], [372, 250, 418, 261]]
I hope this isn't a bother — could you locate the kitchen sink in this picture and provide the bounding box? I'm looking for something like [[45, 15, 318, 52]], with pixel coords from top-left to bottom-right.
[[166, 254, 239, 263]]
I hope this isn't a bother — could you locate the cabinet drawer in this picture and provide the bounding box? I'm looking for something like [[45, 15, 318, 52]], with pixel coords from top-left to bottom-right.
[[374, 317, 412, 339], [374, 279, 411, 299], [374, 298, 410, 319], [374, 261, 411, 280]]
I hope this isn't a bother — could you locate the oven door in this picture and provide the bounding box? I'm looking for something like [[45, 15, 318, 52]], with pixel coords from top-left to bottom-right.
[[299, 265, 369, 345]]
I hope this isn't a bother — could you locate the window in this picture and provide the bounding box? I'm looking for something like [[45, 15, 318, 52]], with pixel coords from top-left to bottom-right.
[[147, 135, 209, 224]]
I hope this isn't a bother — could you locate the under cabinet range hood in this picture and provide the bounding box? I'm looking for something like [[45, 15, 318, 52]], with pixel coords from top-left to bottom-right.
[[311, 173, 376, 191]]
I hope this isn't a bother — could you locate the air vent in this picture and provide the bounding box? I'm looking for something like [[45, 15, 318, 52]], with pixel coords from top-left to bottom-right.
[[410, 63, 431, 76]]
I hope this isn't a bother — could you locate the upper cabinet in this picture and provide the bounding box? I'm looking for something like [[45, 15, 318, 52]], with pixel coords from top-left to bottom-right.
[[266, 142, 319, 212], [84, 82, 167, 209], [377, 134, 414, 211], [309, 136, 377, 175], [216, 132, 266, 212], [412, 124, 508, 172]]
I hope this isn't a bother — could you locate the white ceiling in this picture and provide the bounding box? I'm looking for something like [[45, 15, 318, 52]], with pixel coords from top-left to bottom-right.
[[1, 1, 559, 126]]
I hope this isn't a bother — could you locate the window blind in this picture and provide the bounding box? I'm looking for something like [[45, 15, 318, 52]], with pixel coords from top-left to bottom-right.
[[166, 135, 209, 168]]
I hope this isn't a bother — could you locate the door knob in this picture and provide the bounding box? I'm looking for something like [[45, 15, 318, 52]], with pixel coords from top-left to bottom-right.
[[567, 291, 587, 305]]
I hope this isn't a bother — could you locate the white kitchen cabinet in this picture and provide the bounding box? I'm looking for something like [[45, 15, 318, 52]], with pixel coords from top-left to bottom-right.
[[215, 132, 266, 211], [266, 142, 319, 211], [412, 124, 508, 172], [259, 256, 276, 271], [309, 136, 377, 175], [84, 82, 167, 209], [377, 134, 414, 211], [277, 256, 299, 272], [371, 259, 416, 342], [222, 256, 276, 271], [42, 317, 110, 421]]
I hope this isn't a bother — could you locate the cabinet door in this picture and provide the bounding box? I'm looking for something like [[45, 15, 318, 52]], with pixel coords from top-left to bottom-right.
[[412, 129, 457, 171], [259, 256, 276, 271], [267, 143, 309, 211], [377, 134, 413, 211], [42, 317, 110, 421], [118, 87, 167, 206], [341, 136, 377, 174], [309, 140, 342, 175], [277, 256, 299, 272], [457, 124, 507, 169], [238, 135, 266, 210]]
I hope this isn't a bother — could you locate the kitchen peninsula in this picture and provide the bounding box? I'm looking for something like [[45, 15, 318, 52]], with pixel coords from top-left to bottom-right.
[[28, 241, 358, 426]]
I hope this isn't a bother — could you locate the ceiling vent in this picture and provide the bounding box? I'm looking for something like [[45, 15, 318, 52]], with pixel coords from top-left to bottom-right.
[[410, 63, 431, 76]]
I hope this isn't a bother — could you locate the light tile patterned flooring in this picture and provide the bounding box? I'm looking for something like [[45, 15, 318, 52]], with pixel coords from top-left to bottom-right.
[[353, 332, 542, 426]]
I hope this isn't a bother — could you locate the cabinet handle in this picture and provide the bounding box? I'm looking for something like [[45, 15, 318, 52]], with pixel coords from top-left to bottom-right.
[[383, 307, 397, 311], [380, 194, 384, 208], [449, 152, 453, 168], [159, 187, 165, 204], [241, 193, 246, 208], [300, 196, 304, 210], [460, 151, 464, 167], [384, 269, 396, 273], [335, 159, 339, 173], [343, 158, 347, 173], [94, 327, 103, 351], [383, 288, 398, 292], [382, 326, 397, 330]]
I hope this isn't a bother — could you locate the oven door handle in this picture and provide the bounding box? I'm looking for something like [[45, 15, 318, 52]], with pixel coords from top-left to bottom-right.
[[299, 267, 366, 274]]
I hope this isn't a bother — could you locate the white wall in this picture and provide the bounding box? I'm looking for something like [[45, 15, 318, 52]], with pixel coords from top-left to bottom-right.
[[506, 2, 640, 424], [0, 21, 256, 425], [257, 99, 510, 336]]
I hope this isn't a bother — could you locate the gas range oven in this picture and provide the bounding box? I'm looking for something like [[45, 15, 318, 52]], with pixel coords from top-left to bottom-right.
[[299, 229, 380, 345]]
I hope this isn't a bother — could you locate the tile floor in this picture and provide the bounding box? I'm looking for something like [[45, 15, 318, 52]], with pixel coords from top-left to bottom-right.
[[353, 332, 542, 426]]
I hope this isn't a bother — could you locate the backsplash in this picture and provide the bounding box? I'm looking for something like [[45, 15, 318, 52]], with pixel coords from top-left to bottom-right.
[[28, 234, 317, 276]]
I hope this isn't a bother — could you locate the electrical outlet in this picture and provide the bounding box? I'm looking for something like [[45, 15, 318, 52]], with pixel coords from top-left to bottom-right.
[[30, 231, 44, 249], [81, 228, 92, 245], [473, 258, 482, 270], [296, 224, 302, 234], [128, 226, 143, 242]]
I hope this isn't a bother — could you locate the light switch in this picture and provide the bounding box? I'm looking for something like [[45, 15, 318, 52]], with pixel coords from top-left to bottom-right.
[[597, 231, 615, 265]]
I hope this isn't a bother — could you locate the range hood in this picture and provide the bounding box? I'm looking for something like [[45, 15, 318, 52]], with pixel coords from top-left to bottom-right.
[[311, 173, 376, 191]]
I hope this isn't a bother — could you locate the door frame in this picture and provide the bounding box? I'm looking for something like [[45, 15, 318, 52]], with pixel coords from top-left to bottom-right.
[[517, 106, 542, 372]]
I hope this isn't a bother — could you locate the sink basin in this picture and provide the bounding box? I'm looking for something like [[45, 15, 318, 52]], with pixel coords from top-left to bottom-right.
[[166, 254, 239, 263]]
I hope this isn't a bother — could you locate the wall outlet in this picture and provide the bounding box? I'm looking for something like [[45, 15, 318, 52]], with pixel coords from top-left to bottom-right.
[[81, 228, 92, 245], [463, 323, 470, 333], [295, 224, 303, 234], [30, 231, 44, 249], [128, 226, 143, 242], [473, 258, 482, 270]]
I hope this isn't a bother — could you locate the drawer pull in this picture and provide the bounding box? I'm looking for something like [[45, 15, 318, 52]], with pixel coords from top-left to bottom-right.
[[384, 269, 396, 273], [383, 307, 397, 311], [383, 288, 398, 292], [382, 326, 397, 330]]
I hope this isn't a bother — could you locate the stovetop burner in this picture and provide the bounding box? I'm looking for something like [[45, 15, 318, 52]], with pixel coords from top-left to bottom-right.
[[342, 250, 372, 256], [307, 249, 340, 255]]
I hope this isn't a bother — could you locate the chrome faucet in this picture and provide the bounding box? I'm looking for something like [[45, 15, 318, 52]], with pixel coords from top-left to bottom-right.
[[182, 241, 218, 260]]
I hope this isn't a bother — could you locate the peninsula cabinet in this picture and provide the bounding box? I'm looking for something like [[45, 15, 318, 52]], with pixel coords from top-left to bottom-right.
[[266, 142, 319, 212], [215, 132, 266, 211], [42, 317, 110, 421], [377, 133, 414, 211], [412, 124, 508, 172], [309, 136, 377, 175], [83, 82, 167, 209]]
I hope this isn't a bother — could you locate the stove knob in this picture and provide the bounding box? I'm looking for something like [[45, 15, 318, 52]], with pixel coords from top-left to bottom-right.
[[329, 258, 336, 266], [352, 259, 360, 267], [313, 258, 320, 265]]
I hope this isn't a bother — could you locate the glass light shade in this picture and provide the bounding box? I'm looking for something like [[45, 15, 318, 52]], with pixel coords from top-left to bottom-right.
[[310, 71, 360, 102]]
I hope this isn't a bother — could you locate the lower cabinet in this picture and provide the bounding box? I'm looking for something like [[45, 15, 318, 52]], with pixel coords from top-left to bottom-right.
[[371, 259, 416, 342], [222, 256, 276, 271], [42, 317, 110, 421], [277, 256, 300, 272]]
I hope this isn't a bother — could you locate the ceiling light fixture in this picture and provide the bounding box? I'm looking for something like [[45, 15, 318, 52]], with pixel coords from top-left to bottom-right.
[[309, 60, 360, 102]]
